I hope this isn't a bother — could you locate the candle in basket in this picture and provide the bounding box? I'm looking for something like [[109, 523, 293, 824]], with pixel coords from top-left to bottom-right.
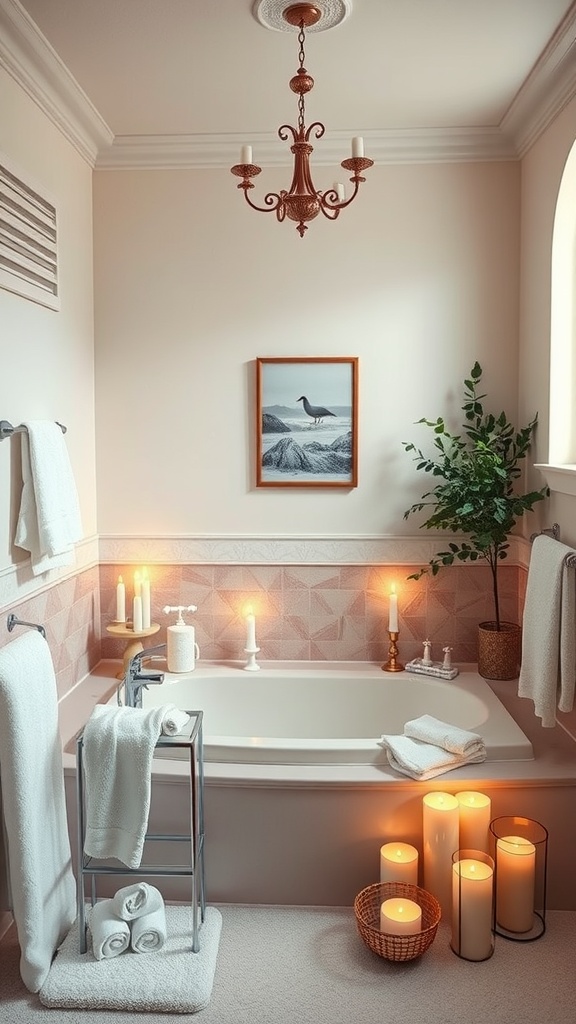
[[380, 898, 422, 935], [116, 575, 126, 623], [380, 843, 418, 885]]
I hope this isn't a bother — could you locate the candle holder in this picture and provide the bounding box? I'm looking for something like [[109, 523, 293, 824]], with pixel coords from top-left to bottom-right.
[[106, 622, 160, 680], [382, 631, 404, 672], [243, 647, 261, 671], [489, 815, 548, 942], [451, 849, 495, 962]]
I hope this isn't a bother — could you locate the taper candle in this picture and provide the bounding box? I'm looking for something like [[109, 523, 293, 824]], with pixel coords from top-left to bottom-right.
[[133, 595, 143, 632], [116, 575, 126, 623], [380, 843, 419, 885], [245, 607, 257, 650], [141, 568, 151, 629], [423, 792, 459, 914], [388, 585, 399, 632], [134, 570, 142, 598], [457, 792, 491, 853], [380, 898, 422, 935]]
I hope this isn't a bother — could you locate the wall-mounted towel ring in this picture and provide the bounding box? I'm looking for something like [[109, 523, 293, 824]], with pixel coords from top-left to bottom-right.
[[0, 420, 67, 441], [6, 613, 46, 639]]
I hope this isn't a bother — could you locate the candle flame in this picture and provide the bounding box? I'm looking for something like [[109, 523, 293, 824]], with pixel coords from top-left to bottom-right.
[[118, 575, 123, 584], [390, 583, 396, 595], [395, 850, 402, 858]]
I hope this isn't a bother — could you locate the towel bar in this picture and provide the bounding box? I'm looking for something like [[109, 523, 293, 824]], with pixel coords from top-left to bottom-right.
[[6, 613, 46, 639], [0, 419, 67, 440], [530, 524, 576, 568]]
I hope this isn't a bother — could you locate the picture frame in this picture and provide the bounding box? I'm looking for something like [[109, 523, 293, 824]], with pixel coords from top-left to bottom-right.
[[256, 357, 358, 488]]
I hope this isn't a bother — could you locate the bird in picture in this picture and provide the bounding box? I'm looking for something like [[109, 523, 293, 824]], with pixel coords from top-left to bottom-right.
[[296, 395, 336, 425]]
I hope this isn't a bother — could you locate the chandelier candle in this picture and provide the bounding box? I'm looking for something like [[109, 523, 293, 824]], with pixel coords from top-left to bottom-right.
[[457, 792, 491, 853], [423, 792, 460, 915], [380, 843, 419, 886]]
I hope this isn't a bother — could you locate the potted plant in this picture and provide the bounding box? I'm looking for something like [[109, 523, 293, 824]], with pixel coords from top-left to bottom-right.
[[402, 362, 548, 679]]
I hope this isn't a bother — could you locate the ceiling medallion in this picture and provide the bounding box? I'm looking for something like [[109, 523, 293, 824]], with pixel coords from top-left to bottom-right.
[[252, 0, 351, 33]]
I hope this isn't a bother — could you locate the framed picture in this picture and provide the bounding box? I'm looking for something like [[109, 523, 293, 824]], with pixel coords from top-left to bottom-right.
[[256, 357, 358, 488]]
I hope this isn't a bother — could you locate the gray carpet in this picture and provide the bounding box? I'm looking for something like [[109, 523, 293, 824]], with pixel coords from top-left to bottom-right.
[[1, 904, 575, 1023]]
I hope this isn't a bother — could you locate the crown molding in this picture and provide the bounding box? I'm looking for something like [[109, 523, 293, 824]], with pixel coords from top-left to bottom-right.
[[2, 0, 575, 170], [0, 0, 113, 166]]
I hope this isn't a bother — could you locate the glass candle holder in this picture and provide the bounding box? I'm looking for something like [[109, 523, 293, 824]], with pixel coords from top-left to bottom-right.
[[451, 848, 495, 961], [489, 815, 548, 941]]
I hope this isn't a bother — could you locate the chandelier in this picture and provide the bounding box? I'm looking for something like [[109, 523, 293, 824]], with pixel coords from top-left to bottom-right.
[[230, 2, 373, 237]]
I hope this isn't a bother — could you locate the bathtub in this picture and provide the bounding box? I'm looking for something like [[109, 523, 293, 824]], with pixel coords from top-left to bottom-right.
[[139, 661, 534, 765]]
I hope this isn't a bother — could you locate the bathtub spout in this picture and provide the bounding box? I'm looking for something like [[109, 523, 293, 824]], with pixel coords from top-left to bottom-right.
[[124, 644, 166, 708]]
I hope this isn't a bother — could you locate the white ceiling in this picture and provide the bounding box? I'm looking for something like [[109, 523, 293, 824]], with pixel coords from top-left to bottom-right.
[[7, 0, 576, 165]]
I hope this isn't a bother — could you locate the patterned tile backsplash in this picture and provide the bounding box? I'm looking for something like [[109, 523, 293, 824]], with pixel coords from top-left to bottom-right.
[[0, 561, 527, 696]]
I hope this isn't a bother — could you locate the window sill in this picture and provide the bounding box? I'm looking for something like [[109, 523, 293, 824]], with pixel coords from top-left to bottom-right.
[[534, 464, 576, 496]]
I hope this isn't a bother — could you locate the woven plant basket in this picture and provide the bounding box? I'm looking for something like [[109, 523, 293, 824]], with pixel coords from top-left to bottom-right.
[[478, 621, 521, 680], [354, 882, 441, 962]]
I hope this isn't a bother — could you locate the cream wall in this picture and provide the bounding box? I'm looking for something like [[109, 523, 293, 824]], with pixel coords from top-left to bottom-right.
[[519, 93, 576, 547], [93, 160, 521, 538], [0, 66, 97, 599]]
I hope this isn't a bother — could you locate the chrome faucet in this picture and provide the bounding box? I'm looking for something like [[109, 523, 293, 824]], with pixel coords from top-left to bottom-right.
[[123, 643, 166, 708]]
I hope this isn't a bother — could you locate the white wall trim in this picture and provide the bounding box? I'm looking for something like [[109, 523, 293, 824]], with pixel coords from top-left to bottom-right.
[[98, 533, 527, 567], [0, 533, 99, 610], [1, 0, 575, 170]]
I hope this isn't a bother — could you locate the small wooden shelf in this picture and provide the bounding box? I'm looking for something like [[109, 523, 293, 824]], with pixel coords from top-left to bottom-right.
[[106, 622, 160, 679]]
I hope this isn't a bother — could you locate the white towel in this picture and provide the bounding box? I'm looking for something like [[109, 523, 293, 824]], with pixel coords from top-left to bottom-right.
[[82, 703, 183, 869], [0, 632, 76, 992], [89, 900, 130, 960], [518, 534, 576, 727], [14, 421, 83, 576], [161, 706, 191, 736], [111, 882, 164, 921], [404, 714, 486, 758], [378, 733, 486, 781], [130, 902, 168, 954]]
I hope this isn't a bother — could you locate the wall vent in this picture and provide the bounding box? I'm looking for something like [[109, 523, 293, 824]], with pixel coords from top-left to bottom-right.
[[0, 154, 59, 311]]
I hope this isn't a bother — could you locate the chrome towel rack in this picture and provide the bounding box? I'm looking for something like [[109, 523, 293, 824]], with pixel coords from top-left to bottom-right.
[[0, 419, 67, 440], [6, 613, 46, 639], [530, 524, 576, 568]]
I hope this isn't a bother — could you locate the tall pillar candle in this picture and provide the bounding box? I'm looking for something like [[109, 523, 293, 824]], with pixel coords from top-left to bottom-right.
[[495, 836, 536, 932], [423, 792, 459, 914], [451, 853, 494, 961], [457, 792, 491, 853], [380, 843, 418, 885]]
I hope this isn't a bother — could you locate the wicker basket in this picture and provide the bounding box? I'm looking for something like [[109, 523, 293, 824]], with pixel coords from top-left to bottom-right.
[[354, 882, 441, 962]]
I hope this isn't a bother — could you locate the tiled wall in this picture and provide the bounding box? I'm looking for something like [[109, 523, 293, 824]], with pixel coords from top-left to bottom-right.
[[99, 562, 522, 668]]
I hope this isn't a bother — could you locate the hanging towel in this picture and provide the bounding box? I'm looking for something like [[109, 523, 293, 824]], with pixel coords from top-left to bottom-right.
[[82, 704, 183, 869], [0, 631, 76, 992], [378, 733, 486, 781], [518, 534, 576, 727], [111, 882, 164, 921], [403, 714, 486, 758], [14, 420, 83, 576], [130, 901, 168, 954], [89, 900, 130, 961], [161, 707, 191, 736]]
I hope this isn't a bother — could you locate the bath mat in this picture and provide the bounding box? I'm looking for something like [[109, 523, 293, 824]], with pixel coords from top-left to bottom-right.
[[38, 905, 222, 1014]]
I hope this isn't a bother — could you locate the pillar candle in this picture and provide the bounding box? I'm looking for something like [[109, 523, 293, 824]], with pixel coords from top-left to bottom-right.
[[116, 575, 126, 623], [388, 585, 399, 632], [496, 835, 536, 932], [141, 568, 151, 629], [241, 145, 252, 164], [133, 595, 143, 633], [352, 136, 364, 158], [245, 608, 257, 650], [451, 857, 494, 961], [380, 843, 419, 885], [457, 792, 491, 853], [380, 898, 422, 935], [423, 792, 459, 915]]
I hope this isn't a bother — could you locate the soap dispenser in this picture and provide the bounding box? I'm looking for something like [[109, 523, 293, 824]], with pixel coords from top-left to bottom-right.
[[163, 605, 199, 672]]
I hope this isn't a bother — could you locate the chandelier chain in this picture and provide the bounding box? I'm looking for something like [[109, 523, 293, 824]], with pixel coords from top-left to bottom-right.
[[297, 21, 306, 132]]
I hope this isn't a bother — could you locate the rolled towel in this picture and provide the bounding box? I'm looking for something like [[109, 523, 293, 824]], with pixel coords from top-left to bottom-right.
[[161, 704, 191, 736], [111, 882, 164, 922], [89, 899, 130, 960], [130, 903, 167, 954], [403, 714, 486, 758], [378, 734, 486, 781]]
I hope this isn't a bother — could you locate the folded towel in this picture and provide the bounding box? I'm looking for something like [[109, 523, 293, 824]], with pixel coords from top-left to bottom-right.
[[518, 534, 576, 727], [161, 705, 191, 736], [130, 902, 168, 954], [89, 900, 130, 960], [111, 882, 164, 921], [378, 734, 486, 781], [83, 704, 178, 869], [0, 631, 76, 992], [14, 421, 83, 576], [404, 715, 486, 758]]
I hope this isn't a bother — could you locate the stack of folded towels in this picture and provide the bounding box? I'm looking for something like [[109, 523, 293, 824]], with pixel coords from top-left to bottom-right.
[[378, 714, 487, 781], [89, 883, 168, 961]]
